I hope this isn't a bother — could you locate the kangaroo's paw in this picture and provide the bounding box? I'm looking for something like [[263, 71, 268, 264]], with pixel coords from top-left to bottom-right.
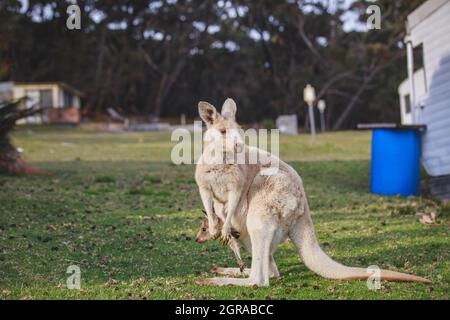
[[220, 223, 233, 245], [195, 277, 255, 287], [209, 267, 251, 277], [208, 224, 221, 240]]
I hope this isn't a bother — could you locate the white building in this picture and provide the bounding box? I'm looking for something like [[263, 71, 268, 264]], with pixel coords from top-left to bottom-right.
[[398, 0, 450, 183], [0, 81, 83, 124], [276, 115, 298, 135]]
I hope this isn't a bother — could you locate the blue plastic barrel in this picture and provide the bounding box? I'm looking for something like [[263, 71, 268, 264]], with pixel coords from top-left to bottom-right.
[[371, 128, 422, 197]]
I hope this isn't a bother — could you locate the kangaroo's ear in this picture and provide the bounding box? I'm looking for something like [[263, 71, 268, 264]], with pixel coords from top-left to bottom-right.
[[198, 101, 218, 127], [221, 98, 237, 121]]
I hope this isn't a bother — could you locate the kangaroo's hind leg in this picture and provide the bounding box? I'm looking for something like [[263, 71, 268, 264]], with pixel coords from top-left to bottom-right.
[[209, 257, 278, 279], [209, 256, 279, 279], [247, 216, 277, 286], [209, 267, 251, 277], [209, 239, 249, 277], [269, 255, 280, 278], [196, 214, 277, 287]]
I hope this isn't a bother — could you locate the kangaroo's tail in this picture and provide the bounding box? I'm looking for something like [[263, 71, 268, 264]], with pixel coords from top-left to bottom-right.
[[289, 209, 431, 284]]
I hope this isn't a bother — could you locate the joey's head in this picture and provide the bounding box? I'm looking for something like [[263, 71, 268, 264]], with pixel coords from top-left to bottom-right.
[[195, 217, 211, 244], [198, 98, 244, 161], [195, 211, 224, 243], [195, 216, 224, 243]]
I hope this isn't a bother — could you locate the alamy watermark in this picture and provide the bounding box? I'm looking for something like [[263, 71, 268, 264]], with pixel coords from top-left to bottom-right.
[[65, 4, 381, 32], [66, 265, 81, 289], [367, 5, 381, 30], [366, 265, 381, 290], [66, 4, 81, 30], [171, 121, 280, 175]]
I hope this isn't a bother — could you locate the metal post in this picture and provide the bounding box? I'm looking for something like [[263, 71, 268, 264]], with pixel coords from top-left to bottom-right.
[[308, 103, 316, 143], [304, 84, 317, 143], [406, 37, 417, 124], [320, 111, 326, 132], [317, 99, 326, 133]]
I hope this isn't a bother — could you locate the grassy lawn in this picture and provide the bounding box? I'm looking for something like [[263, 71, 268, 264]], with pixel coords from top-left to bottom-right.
[[0, 126, 448, 300]]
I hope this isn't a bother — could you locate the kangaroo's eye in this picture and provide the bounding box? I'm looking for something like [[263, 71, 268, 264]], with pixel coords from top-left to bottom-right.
[[202, 228, 207, 232]]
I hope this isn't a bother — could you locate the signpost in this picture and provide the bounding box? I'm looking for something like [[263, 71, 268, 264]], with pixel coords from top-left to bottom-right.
[[303, 84, 317, 143], [318, 99, 326, 132]]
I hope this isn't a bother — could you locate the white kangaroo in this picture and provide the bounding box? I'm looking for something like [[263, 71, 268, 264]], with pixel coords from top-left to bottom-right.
[[195, 98, 431, 286]]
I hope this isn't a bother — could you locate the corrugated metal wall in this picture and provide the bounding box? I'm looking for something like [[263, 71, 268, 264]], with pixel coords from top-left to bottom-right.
[[411, 1, 450, 177]]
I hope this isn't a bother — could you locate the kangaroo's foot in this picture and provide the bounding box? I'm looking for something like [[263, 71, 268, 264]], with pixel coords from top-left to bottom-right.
[[209, 267, 251, 277], [195, 277, 260, 287]]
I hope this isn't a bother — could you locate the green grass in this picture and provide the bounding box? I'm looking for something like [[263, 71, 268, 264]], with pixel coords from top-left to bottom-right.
[[0, 126, 448, 300]]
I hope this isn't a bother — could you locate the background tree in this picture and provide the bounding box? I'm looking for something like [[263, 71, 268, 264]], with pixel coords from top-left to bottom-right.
[[0, 99, 42, 174], [0, 0, 427, 129]]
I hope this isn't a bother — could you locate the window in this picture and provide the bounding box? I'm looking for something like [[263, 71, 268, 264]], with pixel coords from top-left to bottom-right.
[[40, 90, 52, 108], [25, 89, 53, 108], [63, 90, 73, 108], [414, 44, 424, 72], [404, 94, 412, 114], [25, 90, 40, 109]]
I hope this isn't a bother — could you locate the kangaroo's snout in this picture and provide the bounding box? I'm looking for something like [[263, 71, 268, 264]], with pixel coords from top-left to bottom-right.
[[195, 238, 206, 244]]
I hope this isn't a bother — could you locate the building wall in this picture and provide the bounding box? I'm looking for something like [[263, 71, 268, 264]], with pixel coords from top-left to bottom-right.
[[398, 69, 427, 124], [12, 83, 81, 125], [408, 0, 450, 177], [13, 83, 58, 103], [0, 82, 14, 101], [73, 95, 80, 108]]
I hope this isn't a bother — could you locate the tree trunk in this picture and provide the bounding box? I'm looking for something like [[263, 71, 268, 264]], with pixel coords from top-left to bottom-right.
[[0, 138, 41, 175], [332, 69, 379, 130], [0, 99, 43, 175]]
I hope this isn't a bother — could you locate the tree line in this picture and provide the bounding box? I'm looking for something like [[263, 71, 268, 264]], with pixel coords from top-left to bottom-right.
[[0, 0, 425, 129]]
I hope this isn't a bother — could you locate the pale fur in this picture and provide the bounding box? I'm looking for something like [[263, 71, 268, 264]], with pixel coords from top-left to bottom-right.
[[196, 99, 258, 243], [195, 99, 431, 287]]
